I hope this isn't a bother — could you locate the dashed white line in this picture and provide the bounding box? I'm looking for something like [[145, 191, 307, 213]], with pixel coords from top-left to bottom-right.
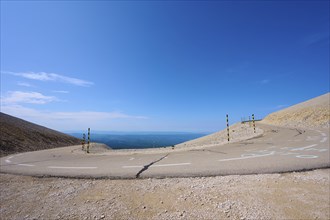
[[48, 166, 98, 169], [18, 164, 35, 167], [122, 163, 191, 169], [122, 165, 143, 168], [153, 163, 191, 167]]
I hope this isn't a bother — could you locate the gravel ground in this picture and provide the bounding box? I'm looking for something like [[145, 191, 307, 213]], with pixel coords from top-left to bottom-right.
[[1, 169, 329, 220]]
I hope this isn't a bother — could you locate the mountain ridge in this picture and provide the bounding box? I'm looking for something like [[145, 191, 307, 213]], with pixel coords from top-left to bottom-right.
[[0, 112, 81, 156]]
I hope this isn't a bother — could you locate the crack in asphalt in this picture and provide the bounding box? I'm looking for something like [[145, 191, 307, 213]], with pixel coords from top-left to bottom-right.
[[135, 153, 169, 178], [294, 128, 306, 137]]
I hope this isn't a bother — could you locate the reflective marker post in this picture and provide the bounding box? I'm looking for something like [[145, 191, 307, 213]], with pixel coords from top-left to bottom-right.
[[82, 133, 86, 151], [252, 114, 256, 133], [87, 128, 90, 153], [226, 114, 230, 142]]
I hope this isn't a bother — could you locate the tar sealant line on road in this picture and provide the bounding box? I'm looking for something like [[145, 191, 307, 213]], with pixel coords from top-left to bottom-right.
[[47, 166, 98, 169]]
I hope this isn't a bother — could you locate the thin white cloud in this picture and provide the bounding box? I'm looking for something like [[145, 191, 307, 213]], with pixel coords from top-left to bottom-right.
[[259, 79, 270, 84], [1, 91, 58, 104], [275, 104, 288, 109], [52, 111, 148, 120], [52, 90, 69, 94], [4, 71, 94, 87], [0, 105, 148, 130], [17, 82, 33, 87], [302, 32, 330, 46]]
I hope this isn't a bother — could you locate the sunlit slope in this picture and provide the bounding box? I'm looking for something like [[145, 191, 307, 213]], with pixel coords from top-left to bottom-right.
[[262, 93, 329, 129], [176, 123, 262, 149]]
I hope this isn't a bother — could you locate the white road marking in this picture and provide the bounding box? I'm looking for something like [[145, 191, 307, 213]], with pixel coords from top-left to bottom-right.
[[321, 133, 327, 137], [296, 155, 318, 159], [129, 157, 135, 161], [122, 163, 191, 169], [218, 152, 275, 162], [153, 163, 191, 167], [48, 166, 98, 169], [5, 156, 13, 163], [18, 164, 35, 167], [280, 152, 299, 156], [290, 144, 318, 151], [122, 165, 143, 168], [320, 137, 328, 143]]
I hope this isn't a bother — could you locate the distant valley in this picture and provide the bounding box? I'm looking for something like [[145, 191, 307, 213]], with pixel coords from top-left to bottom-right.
[[68, 132, 208, 149]]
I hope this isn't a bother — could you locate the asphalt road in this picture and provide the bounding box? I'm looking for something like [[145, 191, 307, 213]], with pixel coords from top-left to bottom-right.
[[1, 124, 329, 179]]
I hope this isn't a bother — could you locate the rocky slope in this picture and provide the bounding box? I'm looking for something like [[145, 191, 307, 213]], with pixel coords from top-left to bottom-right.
[[262, 93, 330, 129], [0, 112, 81, 156]]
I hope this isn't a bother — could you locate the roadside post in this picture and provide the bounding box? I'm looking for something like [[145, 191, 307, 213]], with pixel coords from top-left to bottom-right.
[[87, 128, 90, 153], [82, 133, 86, 150], [252, 114, 256, 133], [226, 114, 230, 142]]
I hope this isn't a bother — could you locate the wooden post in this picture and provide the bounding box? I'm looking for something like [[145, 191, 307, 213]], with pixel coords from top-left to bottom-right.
[[226, 114, 230, 142], [252, 114, 256, 133], [87, 128, 90, 153]]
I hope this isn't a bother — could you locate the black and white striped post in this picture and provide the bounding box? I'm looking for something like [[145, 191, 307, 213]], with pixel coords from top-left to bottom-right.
[[82, 133, 86, 150], [252, 114, 256, 133], [87, 128, 90, 153], [226, 114, 230, 142]]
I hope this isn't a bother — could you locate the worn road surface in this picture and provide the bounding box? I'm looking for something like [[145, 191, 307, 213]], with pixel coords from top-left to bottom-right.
[[1, 124, 329, 179]]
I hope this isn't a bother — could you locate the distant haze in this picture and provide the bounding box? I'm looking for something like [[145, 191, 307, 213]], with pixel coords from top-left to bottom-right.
[[68, 132, 208, 149]]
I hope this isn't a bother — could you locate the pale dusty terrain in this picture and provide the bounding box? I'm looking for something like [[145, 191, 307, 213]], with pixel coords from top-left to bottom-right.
[[1, 169, 329, 220], [263, 93, 330, 129]]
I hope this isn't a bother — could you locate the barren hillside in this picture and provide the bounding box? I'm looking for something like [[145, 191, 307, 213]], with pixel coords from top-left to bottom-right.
[[262, 93, 330, 129], [0, 112, 81, 156]]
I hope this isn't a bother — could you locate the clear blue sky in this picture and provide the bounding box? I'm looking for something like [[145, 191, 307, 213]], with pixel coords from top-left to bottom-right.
[[1, 0, 329, 132]]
